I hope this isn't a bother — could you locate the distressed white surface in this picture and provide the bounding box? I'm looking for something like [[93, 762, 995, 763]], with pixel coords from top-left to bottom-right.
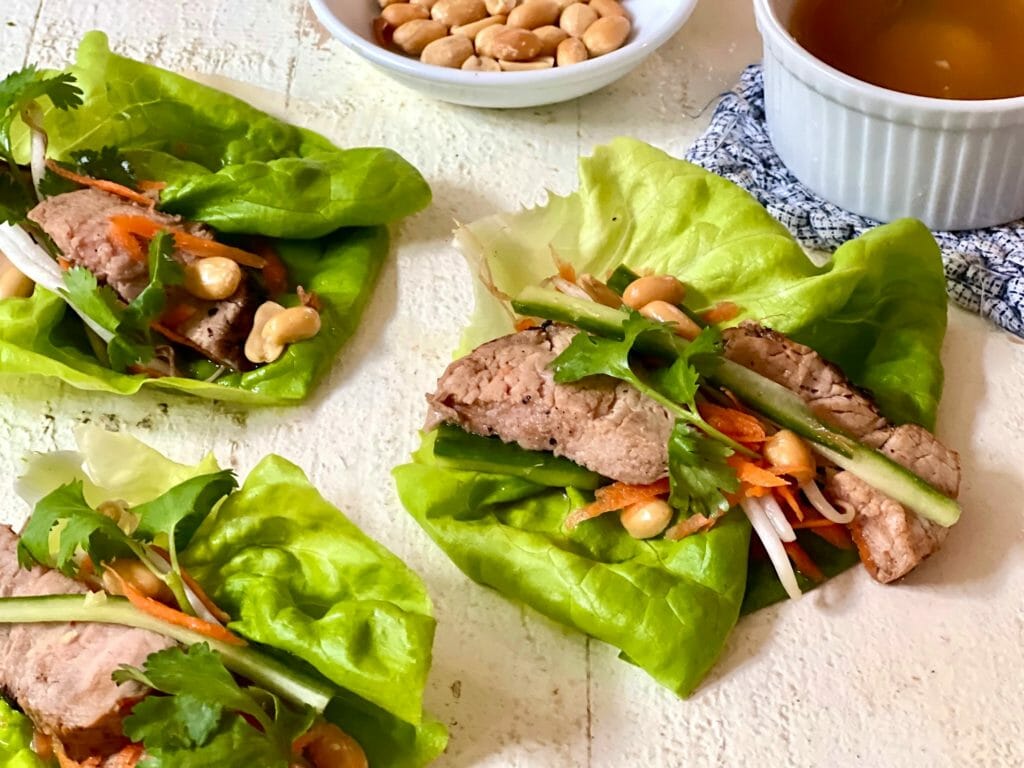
[[1, 2, 1022, 767]]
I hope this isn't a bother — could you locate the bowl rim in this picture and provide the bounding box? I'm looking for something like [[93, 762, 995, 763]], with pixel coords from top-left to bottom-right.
[[754, 0, 1024, 113], [308, 0, 698, 86]]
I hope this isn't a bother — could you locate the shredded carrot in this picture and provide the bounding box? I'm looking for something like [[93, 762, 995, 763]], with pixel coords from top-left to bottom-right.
[[728, 456, 789, 489], [565, 478, 671, 530], [791, 518, 842, 529], [106, 568, 246, 646], [52, 741, 100, 768], [159, 302, 197, 331], [664, 513, 715, 541], [699, 402, 767, 443], [179, 565, 232, 624], [701, 300, 740, 324], [105, 744, 144, 768], [107, 217, 147, 263], [784, 541, 824, 582], [57, 257, 72, 271], [515, 317, 541, 332], [107, 215, 266, 269], [811, 523, 855, 550], [136, 180, 167, 193], [252, 241, 289, 296], [46, 159, 154, 208], [775, 485, 804, 521], [33, 732, 53, 760], [554, 251, 576, 283]]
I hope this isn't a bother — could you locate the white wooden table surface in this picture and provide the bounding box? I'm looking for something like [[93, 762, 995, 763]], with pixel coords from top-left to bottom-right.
[[2, 2, 1022, 766]]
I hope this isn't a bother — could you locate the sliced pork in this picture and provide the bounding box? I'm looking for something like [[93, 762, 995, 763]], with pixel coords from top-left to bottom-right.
[[0, 525, 172, 761], [724, 322, 961, 583], [28, 189, 259, 370], [426, 323, 673, 485]]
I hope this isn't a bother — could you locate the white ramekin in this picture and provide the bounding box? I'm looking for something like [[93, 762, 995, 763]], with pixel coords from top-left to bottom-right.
[[755, 0, 1024, 230]]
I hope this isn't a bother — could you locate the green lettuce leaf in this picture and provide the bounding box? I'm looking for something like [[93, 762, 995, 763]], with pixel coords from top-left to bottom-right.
[[396, 138, 949, 695], [15, 427, 447, 767], [0, 31, 429, 403], [0, 699, 51, 768]]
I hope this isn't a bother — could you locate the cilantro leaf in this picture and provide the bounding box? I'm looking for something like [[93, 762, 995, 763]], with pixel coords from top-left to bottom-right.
[[117, 644, 315, 767], [667, 421, 738, 519], [16, 480, 136, 574], [648, 325, 722, 410], [71, 146, 136, 187], [119, 231, 183, 335], [132, 470, 237, 555], [552, 311, 663, 387], [61, 267, 123, 333], [0, 67, 82, 159], [0, 169, 35, 224]]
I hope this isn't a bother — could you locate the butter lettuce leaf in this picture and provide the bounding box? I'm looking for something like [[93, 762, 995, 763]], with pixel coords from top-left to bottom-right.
[[397, 139, 949, 696], [0, 31, 428, 403], [0, 699, 51, 768]]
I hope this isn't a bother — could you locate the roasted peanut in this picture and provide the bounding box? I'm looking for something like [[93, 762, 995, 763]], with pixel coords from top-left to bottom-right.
[[532, 24, 569, 56], [411, 0, 440, 6], [639, 300, 701, 340], [498, 56, 554, 70], [451, 14, 506, 40], [507, 0, 560, 29], [300, 724, 368, 768], [623, 275, 686, 309], [590, 0, 627, 17], [381, 2, 430, 26], [421, 34, 475, 67], [431, 0, 487, 27], [578, 274, 622, 308], [488, 27, 543, 60], [556, 36, 588, 66], [379, 0, 405, 7], [0, 255, 33, 300], [393, 19, 448, 54], [485, 0, 518, 12], [102, 559, 173, 602], [262, 306, 322, 350], [474, 23, 508, 57], [559, 2, 598, 37], [620, 499, 673, 540], [552, 0, 575, 9], [763, 430, 816, 483], [183, 256, 242, 301], [245, 301, 286, 364], [462, 54, 502, 71], [582, 14, 631, 56]]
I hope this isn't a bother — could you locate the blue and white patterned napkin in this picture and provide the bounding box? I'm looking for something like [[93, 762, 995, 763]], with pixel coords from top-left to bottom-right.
[[684, 65, 1024, 337]]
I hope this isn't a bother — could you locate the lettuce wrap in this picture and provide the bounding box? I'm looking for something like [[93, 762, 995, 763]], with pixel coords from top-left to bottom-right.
[[6, 427, 447, 767], [395, 139, 949, 696], [0, 32, 430, 403]]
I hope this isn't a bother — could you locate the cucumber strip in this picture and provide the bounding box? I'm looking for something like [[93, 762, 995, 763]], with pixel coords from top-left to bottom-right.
[[512, 286, 962, 527], [0, 594, 335, 712], [433, 424, 602, 490]]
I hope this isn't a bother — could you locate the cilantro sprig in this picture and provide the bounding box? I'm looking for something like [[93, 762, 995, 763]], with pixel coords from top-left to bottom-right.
[[114, 644, 316, 768]]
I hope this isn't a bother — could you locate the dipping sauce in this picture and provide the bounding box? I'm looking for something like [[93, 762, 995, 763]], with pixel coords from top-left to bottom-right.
[[789, 0, 1024, 100]]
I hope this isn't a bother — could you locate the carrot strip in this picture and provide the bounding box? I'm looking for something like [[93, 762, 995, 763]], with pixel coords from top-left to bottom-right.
[[136, 180, 167, 193], [53, 741, 101, 768], [775, 485, 805, 521], [252, 241, 289, 296], [179, 565, 232, 624], [158, 302, 197, 331], [784, 541, 824, 582], [46, 159, 154, 208], [515, 317, 540, 332], [57, 257, 72, 271], [728, 456, 789, 488], [664, 513, 714, 541], [108, 215, 266, 269], [107, 218, 147, 263], [701, 300, 740, 324], [811, 523, 855, 550], [106, 568, 246, 646], [565, 478, 671, 530], [699, 402, 766, 443], [791, 518, 841, 529], [106, 744, 144, 768]]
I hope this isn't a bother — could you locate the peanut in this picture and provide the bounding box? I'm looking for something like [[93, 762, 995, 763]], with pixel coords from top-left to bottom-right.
[[559, 2, 598, 37], [411, 0, 440, 6], [620, 500, 673, 540], [623, 274, 686, 309], [638, 300, 701, 340], [393, 19, 448, 54], [556, 36, 588, 66], [488, 27, 542, 61], [507, 0, 560, 29], [451, 14, 506, 40], [183, 257, 243, 301], [379, 0, 405, 6], [421, 34, 475, 67], [582, 14, 631, 57], [532, 24, 568, 56], [431, 0, 487, 27], [590, 0, 627, 17], [462, 54, 502, 71], [485, 0, 518, 12], [475, 23, 508, 57], [381, 3, 430, 26], [498, 56, 554, 70]]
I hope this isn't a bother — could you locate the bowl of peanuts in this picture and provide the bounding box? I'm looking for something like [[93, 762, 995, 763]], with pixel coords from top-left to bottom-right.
[[309, 0, 697, 108]]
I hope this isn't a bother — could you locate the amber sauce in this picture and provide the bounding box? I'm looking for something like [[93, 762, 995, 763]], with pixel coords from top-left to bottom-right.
[[789, 0, 1024, 100]]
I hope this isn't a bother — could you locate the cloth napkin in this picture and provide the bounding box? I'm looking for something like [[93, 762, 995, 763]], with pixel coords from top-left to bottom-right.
[[684, 65, 1024, 338]]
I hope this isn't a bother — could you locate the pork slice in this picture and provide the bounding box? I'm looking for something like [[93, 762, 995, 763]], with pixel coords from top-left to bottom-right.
[[425, 324, 673, 485], [0, 526, 173, 761], [163, 282, 259, 371], [27, 189, 189, 301], [828, 424, 961, 583], [723, 322, 890, 444]]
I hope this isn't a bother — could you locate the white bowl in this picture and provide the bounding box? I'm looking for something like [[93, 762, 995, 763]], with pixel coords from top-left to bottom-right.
[[755, 0, 1024, 230], [309, 0, 698, 109]]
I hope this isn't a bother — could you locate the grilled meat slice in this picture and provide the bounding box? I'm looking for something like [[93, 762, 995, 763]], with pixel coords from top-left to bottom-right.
[[426, 323, 673, 485], [723, 322, 960, 582], [28, 189, 260, 370], [0, 526, 173, 761]]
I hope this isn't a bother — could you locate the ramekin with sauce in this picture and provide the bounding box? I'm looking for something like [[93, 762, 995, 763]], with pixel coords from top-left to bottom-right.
[[755, 0, 1024, 230]]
